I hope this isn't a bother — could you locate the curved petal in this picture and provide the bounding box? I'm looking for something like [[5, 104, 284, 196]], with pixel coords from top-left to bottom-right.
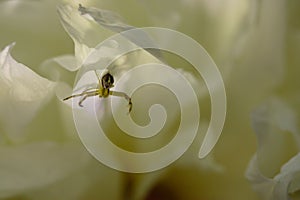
[[57, 4, 113, 70], [245, 155, 276, 200], [78, 4, 163, 61], [0, 43, 56, 141], [246, 98, 300, 200]]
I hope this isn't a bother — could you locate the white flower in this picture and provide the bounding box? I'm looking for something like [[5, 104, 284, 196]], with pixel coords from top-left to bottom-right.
[[1, 0, 298, 199]]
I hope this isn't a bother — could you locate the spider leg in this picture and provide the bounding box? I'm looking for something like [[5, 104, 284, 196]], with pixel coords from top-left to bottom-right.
[[73, 83, 97, 93], [110, 90, 132, 113], [82, 87, 98, 93], [78, 91, 99, 107], [63, 89, 98, 101]]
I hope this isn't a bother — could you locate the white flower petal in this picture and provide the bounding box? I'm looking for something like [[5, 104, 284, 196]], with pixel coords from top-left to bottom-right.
[[246, 98, 300, 199], [24, 158, 122, 200], [57, 4, 111, 69], [250, 98, 299, 177], [58, 4, 164, 74], [0, 142, 90, 199], [275, 153, 300, 194], [78, 4, 133, 33], [77, 4, 163, 61], [49, 55, 78, 72], [39, 55, 78, 82], [246, 155, 276, 200], [0, 43, 56, 140]]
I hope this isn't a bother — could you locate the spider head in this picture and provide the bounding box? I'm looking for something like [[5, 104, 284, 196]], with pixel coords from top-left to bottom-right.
[[101, 70, 114, 89]]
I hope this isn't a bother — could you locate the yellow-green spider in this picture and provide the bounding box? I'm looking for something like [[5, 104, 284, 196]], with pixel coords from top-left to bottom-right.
[[63, 70, 132, 113]]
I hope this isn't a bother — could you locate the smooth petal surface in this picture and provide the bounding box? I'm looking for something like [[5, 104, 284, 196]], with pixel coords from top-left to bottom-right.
[[78, 4, 133, 33], [0, 142, 90, 199], [57, 4, 118, 70], [44, 55, 78, 72], [24, 156, 122, 200], [0, 43, 56, 140], [57, 4, 92, 70], [78, 4, 163, 60]]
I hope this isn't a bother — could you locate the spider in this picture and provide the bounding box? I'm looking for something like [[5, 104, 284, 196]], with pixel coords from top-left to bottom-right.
[[63, 70, 132, 113]]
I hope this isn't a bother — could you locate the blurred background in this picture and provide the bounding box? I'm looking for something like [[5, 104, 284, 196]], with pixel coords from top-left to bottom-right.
[[0, 0, 299, 199]]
